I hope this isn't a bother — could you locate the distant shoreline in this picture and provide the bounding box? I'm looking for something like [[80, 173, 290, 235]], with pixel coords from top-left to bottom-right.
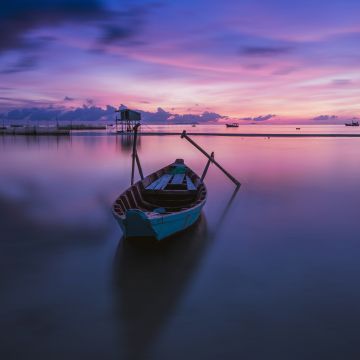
[[1, 126, 360, 138], [129, 132, 360, 138]]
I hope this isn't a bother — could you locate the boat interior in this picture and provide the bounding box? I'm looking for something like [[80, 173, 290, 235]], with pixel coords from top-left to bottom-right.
[[113, 160, 207, 216]]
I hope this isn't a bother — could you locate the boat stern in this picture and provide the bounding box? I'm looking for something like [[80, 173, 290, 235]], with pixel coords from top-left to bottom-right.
[[116, 209, 157, 239]]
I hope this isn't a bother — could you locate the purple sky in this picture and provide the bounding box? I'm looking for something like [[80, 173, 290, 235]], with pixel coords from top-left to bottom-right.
[[1, 0, 360, 123]]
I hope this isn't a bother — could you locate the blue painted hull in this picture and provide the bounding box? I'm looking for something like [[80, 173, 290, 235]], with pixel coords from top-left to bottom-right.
[[114, 202, 205, 241]]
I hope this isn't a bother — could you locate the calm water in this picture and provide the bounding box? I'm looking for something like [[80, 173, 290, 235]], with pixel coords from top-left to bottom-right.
[[1, 132, 360, 360], [136, 123, 360, 135]]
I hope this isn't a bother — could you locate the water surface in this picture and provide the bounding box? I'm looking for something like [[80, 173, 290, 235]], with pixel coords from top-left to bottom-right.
[[1, 133, 360, 359]]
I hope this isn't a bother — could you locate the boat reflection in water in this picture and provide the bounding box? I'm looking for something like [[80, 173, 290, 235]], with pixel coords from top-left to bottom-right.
[[113, 215, 209, 359]]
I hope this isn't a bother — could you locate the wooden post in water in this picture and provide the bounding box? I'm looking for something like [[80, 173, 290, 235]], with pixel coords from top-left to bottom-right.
[[135, 152, 144, 180], [131, 123, 143, 185], [181, 130, 241, 188], [201, 151, 214, 181]]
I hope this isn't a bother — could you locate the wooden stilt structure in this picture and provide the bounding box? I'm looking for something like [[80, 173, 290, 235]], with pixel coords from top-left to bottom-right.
[[115, 108, 141, 133]]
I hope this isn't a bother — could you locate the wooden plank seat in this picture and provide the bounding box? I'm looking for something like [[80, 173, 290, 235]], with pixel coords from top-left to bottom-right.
[[146, 174, 173, 190], [155, 174, 173, 190], [186, 176, 197, 190], [145, 177, 161, 190], [171, 173, 185, 184]]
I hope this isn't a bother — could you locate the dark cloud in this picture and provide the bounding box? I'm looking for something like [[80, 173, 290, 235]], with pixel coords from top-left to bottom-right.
[[59, 105, 116, 121], [0, 96, 53, 111], [170, 111, 225, 124], [0, 56, 37, 74], [3, 108, 32, 120], [253, 114, 276, 121], [0, 0, 160, 74], [139, 107, 224, 124], [64, 96, 75, 101], [2, 105, 117, 122], [5, 107, 59, 121], [96, 5, 158, 47], [0, 1, 107, 53], [1, 0, 102, 19], [0, 104, 225, 124], [140, 107, 171, 123], [1, 0, 157, 59], [312, 115, 338, 121], [241, 114, 276, 122], [101, 25, 136, 43], [241, 46, 292, 56]]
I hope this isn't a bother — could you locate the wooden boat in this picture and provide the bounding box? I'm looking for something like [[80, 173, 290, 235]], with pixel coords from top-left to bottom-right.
[[226, 123, 239, 128], [112, 159, 207, 240], [345, 121, 359, 127]]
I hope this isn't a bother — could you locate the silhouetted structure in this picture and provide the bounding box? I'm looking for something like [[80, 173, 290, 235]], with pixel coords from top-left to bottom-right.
[[115, 108, 141, 133]]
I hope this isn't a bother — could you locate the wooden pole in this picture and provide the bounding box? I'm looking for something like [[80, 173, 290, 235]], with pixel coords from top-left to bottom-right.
[[181, 130, 240, 188], [135, 152, 144, 180], [201, 151, 214, 181], [131, 123, 141, 185]]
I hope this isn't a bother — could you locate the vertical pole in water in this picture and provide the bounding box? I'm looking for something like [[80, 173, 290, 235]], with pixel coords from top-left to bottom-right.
[[131, 123, 141, 185], [201, 151, 214, 181], [135, 153, 144, 180]]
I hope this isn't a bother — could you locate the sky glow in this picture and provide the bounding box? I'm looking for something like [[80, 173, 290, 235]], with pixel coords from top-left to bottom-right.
[[1, 0, 360, 123]]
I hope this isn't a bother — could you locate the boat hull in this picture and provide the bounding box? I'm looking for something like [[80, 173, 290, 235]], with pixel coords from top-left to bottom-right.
[[114, 202, 205, 241]]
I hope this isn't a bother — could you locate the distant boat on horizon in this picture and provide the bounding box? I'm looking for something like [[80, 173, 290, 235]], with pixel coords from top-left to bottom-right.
[[345, 120, 359, 127], [225, 123, 239, 128]]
